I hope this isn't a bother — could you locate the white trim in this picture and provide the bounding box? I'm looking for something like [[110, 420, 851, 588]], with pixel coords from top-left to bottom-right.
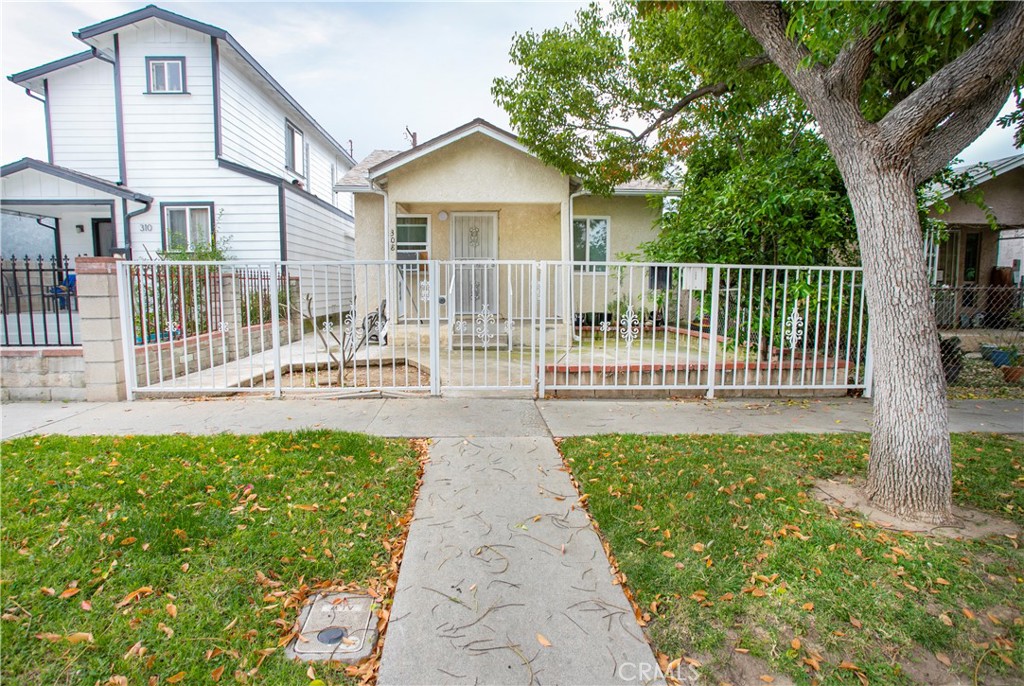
[[572, 215, 611, 269], [369, 124, 531, 180], [396, 214, 431, 258], [938, 153, 1024, 200]]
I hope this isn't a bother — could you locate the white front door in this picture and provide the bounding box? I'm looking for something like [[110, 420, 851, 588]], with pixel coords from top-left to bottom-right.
[[450, 212, 498, 315]]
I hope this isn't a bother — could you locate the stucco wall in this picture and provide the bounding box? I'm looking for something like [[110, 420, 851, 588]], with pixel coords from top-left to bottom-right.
[[573, 195, 661, 259], [385, 133, 569, 204], [394, 203, 562, 261]]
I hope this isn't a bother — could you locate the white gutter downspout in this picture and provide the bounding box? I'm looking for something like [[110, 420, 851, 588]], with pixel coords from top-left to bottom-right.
[[367, 180, 393, 322], [568, 187, 586, 344]]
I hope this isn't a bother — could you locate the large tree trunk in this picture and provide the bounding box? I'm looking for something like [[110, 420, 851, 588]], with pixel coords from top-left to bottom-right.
[[837, 147, 952, 523]]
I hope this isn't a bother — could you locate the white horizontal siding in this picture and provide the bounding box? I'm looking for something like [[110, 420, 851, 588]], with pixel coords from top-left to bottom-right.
[[126, 171, 282, 261], [218, 49, 351, 209], [118, 21, 215, 187], [112, 23, 279, 261], [284, 188, 354, 261], [46, 59, 119, 181], [284, 188, 355, 316]]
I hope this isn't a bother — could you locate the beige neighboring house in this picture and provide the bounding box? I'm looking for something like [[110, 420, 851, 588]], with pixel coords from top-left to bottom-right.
[[336, 118, 666, 265], [927, 152, 1024, 289], [924, 152, 1023, 333]]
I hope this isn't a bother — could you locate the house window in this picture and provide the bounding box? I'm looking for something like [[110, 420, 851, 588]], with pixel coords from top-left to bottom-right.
[[396, 216, 429, 269], [146, 57, 186, 93], [572, 217, 609, 271], [163, 204, 213, 251], [286, 121, 305, 176]]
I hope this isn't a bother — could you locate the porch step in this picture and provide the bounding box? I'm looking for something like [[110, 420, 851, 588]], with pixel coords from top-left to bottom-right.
[[449, 313, 511, 350]]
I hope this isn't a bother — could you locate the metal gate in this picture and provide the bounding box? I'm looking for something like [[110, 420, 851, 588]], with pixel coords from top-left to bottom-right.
[[118, 259, 871, 399]]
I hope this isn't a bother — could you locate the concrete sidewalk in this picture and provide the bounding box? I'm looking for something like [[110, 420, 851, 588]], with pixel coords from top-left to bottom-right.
[[2, 397, 1021, 440]]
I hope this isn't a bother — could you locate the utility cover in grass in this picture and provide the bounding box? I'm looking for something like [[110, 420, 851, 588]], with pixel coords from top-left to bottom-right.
[[285, 593, 378, 663]]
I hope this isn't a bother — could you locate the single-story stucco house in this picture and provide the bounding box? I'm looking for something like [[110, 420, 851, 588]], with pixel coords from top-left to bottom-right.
[[925, 152, 1023, 331], [334, 118, 670, 328]]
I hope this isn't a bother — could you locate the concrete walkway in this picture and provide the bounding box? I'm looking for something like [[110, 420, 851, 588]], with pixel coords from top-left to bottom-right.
[[3, 397, 1021, 440], [2, 397, 1020, 685]]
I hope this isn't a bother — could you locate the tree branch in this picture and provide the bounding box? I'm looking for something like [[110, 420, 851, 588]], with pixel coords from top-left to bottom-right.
[[878, 1, 1024, 152], [827, 22, 886, 104], [632, 55, 771, 142], [911, 78, 1015, 186], [725, 1, 823, 98]]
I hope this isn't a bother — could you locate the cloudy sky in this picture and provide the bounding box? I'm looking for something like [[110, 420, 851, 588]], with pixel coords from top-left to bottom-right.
[[1, 1, 1018, 166]]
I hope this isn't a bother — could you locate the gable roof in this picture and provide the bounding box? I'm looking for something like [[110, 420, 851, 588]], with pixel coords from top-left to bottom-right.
[[936, 152, 1024, 200], [336, 118, 672, 195], [1, 158, 152, 202], [8, 4, 355, 166]]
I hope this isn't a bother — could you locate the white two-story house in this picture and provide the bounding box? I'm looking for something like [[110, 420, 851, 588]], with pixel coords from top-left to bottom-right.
[[1, 4, 356, 262]]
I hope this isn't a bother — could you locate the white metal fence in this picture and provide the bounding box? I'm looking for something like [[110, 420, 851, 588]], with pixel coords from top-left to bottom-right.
[[118, 259, 871, 399]]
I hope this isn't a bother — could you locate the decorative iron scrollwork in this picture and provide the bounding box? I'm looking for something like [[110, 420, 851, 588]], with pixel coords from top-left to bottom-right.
[[785, 306, 804, 349], [619, 305, 639, 347], [475, 305, 497, 344]]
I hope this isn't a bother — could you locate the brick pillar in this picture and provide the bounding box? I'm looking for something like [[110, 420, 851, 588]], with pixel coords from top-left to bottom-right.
[[77, 257, 127, 401]]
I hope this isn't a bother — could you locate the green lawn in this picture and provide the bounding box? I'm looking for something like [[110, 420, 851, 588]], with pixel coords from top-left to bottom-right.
[[1, 432, 419, 685], [560, 433, 1023, 685]]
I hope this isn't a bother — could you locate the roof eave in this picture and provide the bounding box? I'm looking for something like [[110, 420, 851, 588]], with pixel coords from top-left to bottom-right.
[[366, 119, 528, 179], [1, 158, 153, 203], [7, 50, 95, 89]]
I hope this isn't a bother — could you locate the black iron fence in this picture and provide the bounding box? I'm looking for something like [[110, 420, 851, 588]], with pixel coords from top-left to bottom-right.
[[1, 255, 79, 346], [932, 285, 1024, 330]]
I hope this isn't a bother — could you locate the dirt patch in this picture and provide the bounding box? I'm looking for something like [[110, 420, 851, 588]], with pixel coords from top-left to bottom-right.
[[813, 477, 1021, 540], [251, 362, 430, 390]]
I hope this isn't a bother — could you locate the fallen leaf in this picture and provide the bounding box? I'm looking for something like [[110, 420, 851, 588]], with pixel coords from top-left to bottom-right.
[[691, 542, 705, 553], [939, 613, 954, 627], [211, 666, 224, 682], [961, 608, 975, 620], [35, 633, 62, 642], [536, 633, 552, 647], [166, 603, 178, 619], [791, 638, 801, 651], [59, 587, 81, 600], [81, 600, 92, 612], [106, 677, 128, 686], [935, 652, 952, 667], [158, 623, 174, 638], [115, 586, 153, 609], [802, 602, 814, 611], [850, 615, 862, 629], [166, 672, 186, 683], [759, 676, 774, 683], [67, 632, 94, 644], [662, 551, 676, 558]]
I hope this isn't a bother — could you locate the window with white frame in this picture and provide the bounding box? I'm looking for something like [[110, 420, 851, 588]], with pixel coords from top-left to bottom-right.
[[163, 205, 212, 251], [396, 216, 429, 269], [285, 121, 305, 176], [146, 57, 185, 93], [572, 217, 609, 271]]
